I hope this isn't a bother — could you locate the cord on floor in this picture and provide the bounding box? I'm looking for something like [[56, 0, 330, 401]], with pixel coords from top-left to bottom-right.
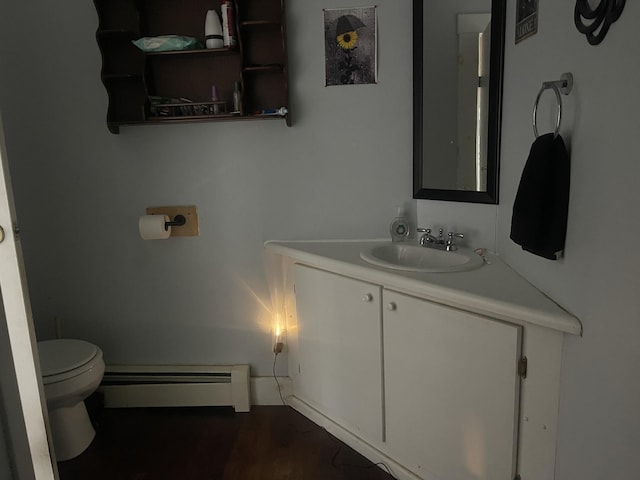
[[272, 351, 287, 406], [326, 428, 396, 478], [271, 351, 394, 477]]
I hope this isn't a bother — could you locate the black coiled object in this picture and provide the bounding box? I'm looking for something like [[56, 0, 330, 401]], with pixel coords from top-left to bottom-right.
[[574, 0, 625, 45]]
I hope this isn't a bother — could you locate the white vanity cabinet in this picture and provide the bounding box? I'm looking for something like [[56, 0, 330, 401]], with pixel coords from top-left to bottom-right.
[[383, 289, 522, 480], [293, 264, 384, 442], [293, 264, 523, 479], [267, 240, 582, 480]]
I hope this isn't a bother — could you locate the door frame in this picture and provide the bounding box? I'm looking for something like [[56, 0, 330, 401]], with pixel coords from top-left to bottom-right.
[[0, 112, 57, 479]]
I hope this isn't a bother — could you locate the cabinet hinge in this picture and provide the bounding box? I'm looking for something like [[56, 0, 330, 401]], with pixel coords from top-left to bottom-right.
[[518, 356, 528, 378]]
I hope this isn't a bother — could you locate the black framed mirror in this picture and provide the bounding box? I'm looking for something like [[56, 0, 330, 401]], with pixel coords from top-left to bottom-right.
[[413, 0, 506, 203]]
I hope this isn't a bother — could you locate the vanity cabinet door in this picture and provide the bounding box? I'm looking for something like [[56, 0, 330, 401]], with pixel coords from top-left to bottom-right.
[[293, 264, 383, 442], [383, 289, 522, 480]]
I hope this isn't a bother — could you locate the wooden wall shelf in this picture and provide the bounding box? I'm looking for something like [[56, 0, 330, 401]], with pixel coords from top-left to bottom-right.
[[94, 0, 290, 133]]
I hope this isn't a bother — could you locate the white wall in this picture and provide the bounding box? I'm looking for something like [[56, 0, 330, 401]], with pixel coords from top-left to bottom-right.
[[0, 0, 415, 378], [497, 2, 640, 479]]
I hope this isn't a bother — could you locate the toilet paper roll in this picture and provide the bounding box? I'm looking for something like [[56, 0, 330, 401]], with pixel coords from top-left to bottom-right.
[[139, 215, 171, 240]]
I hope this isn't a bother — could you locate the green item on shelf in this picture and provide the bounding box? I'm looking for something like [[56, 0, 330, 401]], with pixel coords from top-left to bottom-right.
[[132, 35, 203, 52]]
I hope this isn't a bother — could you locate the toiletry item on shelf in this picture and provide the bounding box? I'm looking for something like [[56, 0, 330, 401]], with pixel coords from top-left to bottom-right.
[[132, 36, 202, 52], [221, 1, 237, 48], [254, 107, 288, 116], [210, 85, 225, 114], [232, 81, 243, 114], [205, 10, 224, 48], [390, 207, 410, 242]]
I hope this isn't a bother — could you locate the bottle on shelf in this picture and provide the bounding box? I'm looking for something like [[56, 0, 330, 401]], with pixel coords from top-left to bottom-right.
[[232, 81, 243, 114], [221, 1, 238, 48], [205, 10, 223, 48]]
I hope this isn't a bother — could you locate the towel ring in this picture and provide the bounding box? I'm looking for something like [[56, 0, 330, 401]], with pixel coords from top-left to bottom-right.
[[532, 72, 573, 138]]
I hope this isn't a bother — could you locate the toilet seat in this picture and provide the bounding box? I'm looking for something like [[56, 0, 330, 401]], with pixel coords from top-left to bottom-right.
[[39, 339, 100, 384]]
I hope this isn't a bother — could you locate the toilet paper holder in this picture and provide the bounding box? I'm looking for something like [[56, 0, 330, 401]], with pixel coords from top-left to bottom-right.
[[165, 214, 186, 230], [144, 206, 199, 237]]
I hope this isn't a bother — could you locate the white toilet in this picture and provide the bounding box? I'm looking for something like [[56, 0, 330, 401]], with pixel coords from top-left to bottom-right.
[[38, 339, 105, 461]]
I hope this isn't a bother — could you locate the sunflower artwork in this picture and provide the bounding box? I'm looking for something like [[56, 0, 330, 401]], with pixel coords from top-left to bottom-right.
[[324, 6, 377, 86]]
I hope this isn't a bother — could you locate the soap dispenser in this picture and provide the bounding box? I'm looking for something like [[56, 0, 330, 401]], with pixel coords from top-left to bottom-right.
[[390, 207, 410, 242]]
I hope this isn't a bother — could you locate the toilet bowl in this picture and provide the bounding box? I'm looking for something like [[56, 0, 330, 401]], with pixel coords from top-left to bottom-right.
[[38, 339, 105, 461]]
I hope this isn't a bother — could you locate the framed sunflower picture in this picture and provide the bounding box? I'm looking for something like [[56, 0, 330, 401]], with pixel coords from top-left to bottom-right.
[[324, 6, 377, 86]]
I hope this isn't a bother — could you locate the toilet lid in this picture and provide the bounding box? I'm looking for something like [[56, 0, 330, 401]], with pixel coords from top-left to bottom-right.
[[38, 339, 98, 377]]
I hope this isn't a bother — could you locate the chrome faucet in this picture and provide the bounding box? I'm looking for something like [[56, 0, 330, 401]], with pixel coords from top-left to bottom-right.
[[417, 228, 465, 251], [417, 228, 438, 247], [445, 232, 464, 251]]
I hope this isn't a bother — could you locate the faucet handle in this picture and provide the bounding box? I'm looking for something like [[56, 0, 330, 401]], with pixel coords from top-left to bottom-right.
[[418, 228, 435, 247], [445, 232, 464, 251]]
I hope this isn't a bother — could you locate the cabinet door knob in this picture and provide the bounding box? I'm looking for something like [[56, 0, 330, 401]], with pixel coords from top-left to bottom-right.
[[386, 302, 397, 311], [362, 293, 374, 302]]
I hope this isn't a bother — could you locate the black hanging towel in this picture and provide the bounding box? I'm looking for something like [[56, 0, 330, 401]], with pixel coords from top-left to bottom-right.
[[510, 133, 570, 260]]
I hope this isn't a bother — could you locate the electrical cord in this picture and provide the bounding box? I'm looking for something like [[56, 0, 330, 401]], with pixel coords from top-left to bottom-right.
[[326, 429, 396, 478], [272, 351, 287, 406], [271, 347, 393, 476]]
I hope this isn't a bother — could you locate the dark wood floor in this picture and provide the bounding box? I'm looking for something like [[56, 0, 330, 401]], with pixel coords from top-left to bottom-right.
[[57, 404, 396, 480]]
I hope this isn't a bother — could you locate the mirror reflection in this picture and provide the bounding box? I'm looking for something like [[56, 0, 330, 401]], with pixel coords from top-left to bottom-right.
[[413, 0, 505, 203]]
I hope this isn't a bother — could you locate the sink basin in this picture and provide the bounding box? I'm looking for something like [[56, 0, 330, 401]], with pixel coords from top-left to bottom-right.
[[360, 243, 484, 273]]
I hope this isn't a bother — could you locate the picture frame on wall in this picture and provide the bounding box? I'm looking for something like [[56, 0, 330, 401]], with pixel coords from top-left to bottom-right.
[[516, 0, 538, 43], [324, 6, 377, 86]]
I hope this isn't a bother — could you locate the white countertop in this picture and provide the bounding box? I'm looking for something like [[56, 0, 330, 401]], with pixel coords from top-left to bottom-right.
[[265, 240, 582, 335]]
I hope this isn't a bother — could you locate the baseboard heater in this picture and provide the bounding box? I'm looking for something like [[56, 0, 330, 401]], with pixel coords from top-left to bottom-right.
[[99, 364, 250, 412]]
